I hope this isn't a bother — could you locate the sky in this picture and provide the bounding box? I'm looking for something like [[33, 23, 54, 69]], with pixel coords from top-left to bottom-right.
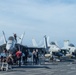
[[0, 0, 76, 47]]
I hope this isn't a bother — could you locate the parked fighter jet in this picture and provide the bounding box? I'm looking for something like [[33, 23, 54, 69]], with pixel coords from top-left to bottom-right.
[[0, 31, 45, 54], [0, 31, 25, 53], [61, 40, 76, 58], [32, 35, 62, 59]]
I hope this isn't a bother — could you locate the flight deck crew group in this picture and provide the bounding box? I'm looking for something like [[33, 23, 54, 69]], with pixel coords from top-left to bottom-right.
[[0, 49, 39, 70]]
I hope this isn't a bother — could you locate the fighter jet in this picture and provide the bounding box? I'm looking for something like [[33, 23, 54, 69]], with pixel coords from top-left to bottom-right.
[[0, 31, 45, 54], [0, 31, 26, 53], [32, 35, 62, 59]]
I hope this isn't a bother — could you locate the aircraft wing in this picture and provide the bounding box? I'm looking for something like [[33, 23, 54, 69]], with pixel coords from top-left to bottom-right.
[[15, 43, 45, 53], [0, 43, 45, 54], [27, 46, 45, 52]]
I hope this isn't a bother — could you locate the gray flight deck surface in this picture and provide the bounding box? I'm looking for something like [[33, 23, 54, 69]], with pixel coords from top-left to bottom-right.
[[0, 61, 76, 75]]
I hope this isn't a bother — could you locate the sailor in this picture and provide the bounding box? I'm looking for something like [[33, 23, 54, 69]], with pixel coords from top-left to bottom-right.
[[1, 50, 7, 63], [22, 53, 25, 64], [6, 54, 13, 69], [24, 50, 28, 64], [16, 50, 22, 67], [32, 50, 36, 65], [14, 33, 17, 43], [35, 49, 39, 64]]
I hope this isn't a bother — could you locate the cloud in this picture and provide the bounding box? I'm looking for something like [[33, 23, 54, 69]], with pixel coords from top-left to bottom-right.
[[0, 0, 76, 46], [0, 0, 76, 23]]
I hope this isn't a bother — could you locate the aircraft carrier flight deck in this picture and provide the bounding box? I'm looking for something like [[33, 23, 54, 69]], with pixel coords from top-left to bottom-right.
[[0, 61, 76, 75]]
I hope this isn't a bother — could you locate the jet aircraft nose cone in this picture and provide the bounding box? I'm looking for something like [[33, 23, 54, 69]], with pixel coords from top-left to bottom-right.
[[6, 44, 12, 51]]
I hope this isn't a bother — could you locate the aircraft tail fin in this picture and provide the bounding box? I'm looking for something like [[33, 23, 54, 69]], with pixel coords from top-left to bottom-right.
[[44, 35, 48, 50], [47, 36, 50, 46], [18, 32, 25, 44], [55, 41, 58, 46], [32, 38, 38, 47], [2, 31, 7, 44]]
